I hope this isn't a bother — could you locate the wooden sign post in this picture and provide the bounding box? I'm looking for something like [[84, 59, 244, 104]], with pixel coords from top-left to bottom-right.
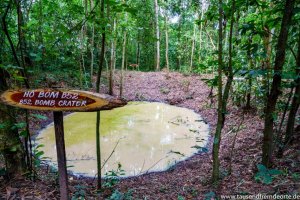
[[0, 89, 127, 200]]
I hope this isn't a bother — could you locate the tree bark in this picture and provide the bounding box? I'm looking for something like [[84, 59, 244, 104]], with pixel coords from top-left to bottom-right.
[[165, 13, 169, 71], [212, 0, 235, 183], [90, 0, 95, 80], [198, 10, 204, 64], [109, 18, 116, 95], [0, 62, 26, 178], [262, 0, 295, 167], [190, 23, 196, 72], [212, 0, 224, 183], [1, 1, 29, 88], [154, 0, 160, 71], [120, 28, 127, 98], [283, 27, 300, 148], [95, 0, 106, 190], [136, 30, 140, 66]]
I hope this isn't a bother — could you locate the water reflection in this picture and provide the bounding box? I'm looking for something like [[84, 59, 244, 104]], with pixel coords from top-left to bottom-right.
[[37, 101, 209, 177]]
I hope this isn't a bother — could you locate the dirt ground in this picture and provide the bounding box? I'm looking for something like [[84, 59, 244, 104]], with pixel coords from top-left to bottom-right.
[[0, 71, 299, 199]]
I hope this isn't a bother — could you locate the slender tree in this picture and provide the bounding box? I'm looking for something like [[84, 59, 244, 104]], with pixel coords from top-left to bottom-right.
[[0, 1, 28, 177], [198, 10, 204, 64], [212, 0, 224, 183], [190, 23, 196, 72], [262, 0, 295, 167], [154, 0, 160, 71], [109, 18, 116, 95], [212, 0, 235, 183], [165, 13, 169, 71], [95, 0, 106, 190], [280, 28, 300, 154], [120, 21, 127, 98], [90, 0, 95, 80]]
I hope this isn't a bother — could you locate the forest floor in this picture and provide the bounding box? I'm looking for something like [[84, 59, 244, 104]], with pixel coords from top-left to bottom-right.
[[0, 71, 299, 199]]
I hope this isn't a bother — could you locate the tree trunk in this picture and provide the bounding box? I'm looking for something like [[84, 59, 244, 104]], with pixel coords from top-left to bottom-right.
[[154, 0, 160, 71], [80, 0, 88, 88], [222, 0, 235, 106], [165, 13, 169, 71], [205, 30, 217, 50], [136, 30, 140, 66], [190, 23, 196, 72], [16, 0, 34, 173], [212, 0, 235, 183], [38, 0, 44, 70], [109, 18, 116, 95], [15, 0, 30, 88], [262, 0, 295, 167], [95, 0, 106, 190], [120, 25, 127, 98], [246, 37, 254, 109], [0, 67, 26, 178], [90, 0, 95, 80], [212, 0, 224, 183], [283, 28, 300, 148], [198, 10, 204, 64], [245, 77, 252, 109]]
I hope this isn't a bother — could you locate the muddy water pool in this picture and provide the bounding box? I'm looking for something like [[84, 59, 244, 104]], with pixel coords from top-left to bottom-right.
[[37, 101, 209, 177]]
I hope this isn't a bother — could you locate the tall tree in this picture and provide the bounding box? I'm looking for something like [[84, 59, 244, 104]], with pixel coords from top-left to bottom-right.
[[190, 23, 196, 72], [262, 0, 295, 167], [95, 0, 106, 190], [198, 10, 204, 64], [0, 1, 28, 177], [281, 28, 300, 152], [120, 19, 127, 98], [212, 0, 224, 183], [154, 0, 160, 71], [212, 0, 235, 183], [165, 12, 169, 71], [109, 18, 117, 95], [90, 0, 95, 81]]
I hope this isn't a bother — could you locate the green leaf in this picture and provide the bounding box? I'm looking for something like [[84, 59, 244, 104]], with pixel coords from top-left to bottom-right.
[[204, 191, 216, 200], [36, 144, 45, 149], [35, 151, 44, 157], [12, 122, 26, 130], [257, 164, 267, 172], [0, 123, 6, 129], [19, 130, 28, 137], [177, 195, 185, 200], [31, 114, 48, 120], [10, 146, 18, 152], [268, 169, 282, 176], [262, 175, 273, 184]]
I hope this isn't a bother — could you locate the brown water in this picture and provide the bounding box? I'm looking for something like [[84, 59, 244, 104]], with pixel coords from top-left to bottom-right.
[[37, 101, 209, 177]]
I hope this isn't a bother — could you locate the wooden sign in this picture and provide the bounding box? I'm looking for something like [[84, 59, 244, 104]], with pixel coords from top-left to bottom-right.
[[0, 88, 127, 200], [0, 89, 126, 111]]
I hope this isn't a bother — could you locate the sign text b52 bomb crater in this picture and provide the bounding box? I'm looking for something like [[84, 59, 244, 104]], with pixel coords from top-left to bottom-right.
[[0, 89, 124, 111], [0, 88, 127, 200]]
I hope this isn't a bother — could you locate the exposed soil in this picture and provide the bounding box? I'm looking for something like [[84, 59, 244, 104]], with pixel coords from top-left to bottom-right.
[[1, 71, 299, 199]]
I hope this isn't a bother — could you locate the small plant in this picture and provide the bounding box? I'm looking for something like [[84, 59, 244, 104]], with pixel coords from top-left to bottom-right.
[[108, 189, 133, 200], [135, 92, 146, 100], [177, 195, 185, 200], [204, 191, 216, 200], [254, 164, 282, 184], [159, 87, 170, 94], [180, 79, 190, 92], [71, 184, 87, 200], [103, 163, 125, 189], [33, 144, 46, 168], [292, 172, 300, 181]]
